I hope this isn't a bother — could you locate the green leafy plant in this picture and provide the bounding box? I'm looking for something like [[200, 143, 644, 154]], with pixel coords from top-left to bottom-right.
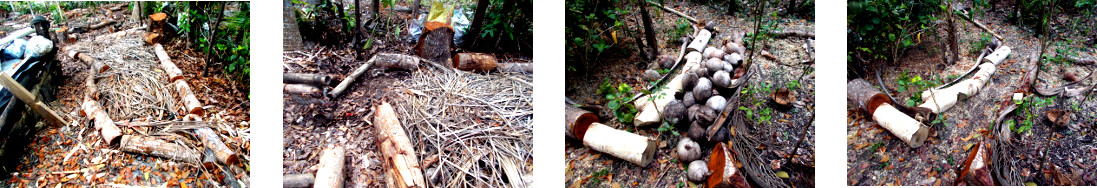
[[848, 0, 941, 62], [599, 79, 638, 124], [657, 121, 679, 136]]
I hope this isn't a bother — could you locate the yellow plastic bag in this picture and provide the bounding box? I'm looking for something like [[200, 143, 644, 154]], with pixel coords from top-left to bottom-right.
[[427, 1, 453, 24]]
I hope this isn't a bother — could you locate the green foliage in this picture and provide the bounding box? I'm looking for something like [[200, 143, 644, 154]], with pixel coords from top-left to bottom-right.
[[480, 0, 533, 54], [657, 121, 680, 136], [848, 0, 941, 62], [672, 18, 690, 39], [566, 0, 627, 65], [786, 80, 801, 90], [1013, 96, 1052, 135], [599, 79, 637, 124], [970, 33, 991, 54], [895, 70, 942, 107]]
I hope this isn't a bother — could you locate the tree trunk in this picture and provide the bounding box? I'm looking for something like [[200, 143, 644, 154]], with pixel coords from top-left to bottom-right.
[[466, 0, 490, 48], [354, 0, 361, 50], [131, 2, 142, 22], [314, 145, 346, 188], [638, 0, 659, 61], [119, 135, 201, 163], [416, 22, 454, 65], [283, 173, 315, 188], [948, 1, 959, 63], [373, 102, 427, 188], [371, 0, 380, 19], [494, 0, 516, 50], [284, 0, 304, 51]]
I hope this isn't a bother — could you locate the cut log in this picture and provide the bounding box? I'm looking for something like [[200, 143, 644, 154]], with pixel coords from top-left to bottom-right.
[[68, 51, 110, 73], [981, 46, 1011, 65], [920, 46, 1010, 113], [452, 52, 497, 72], [958, 140, 992, 186], [153, 44, 184, 82], [174, 80, 204, 116], [284, 84, 322, 96], [497, 62, 533, 74], [416, 21, 454, 65], [582, 122, 657, 166], [119, 135, 200, 163], [706, 142, 751, 188], [373, 101, 427, 188], [194, 126, 238, 165], [314, 145, 346, 188], [283, 173, 315, 188], [283, 73, 331, 86], [94, 26, 146, 41], [847, 79, 892, 115], [329, 53, 420, 98], [873, 103, 929, 148], [89, 20, 116, 30], [774, 30, 814, 38], [564, 105, 599, 140], [647, 1, 699, 24], [634, 51, 704, 127], [144, 33, 162, 44], [687, 29, 713, 53]]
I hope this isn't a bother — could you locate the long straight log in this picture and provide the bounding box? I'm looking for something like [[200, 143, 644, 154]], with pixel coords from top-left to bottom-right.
[[373, 101, 427, 188], [329, 53, 419, 98], [775, 30, 814, 38], [119, 134, 200, 163], [956, 13, 1005, 41], [153, 44, 184, 82], [284, 84, 322, 96], [314, 145, 346, 188], [582, 122, 657, 166], [283, 73, 331, 86], [94, 26, 146, 41], [89, 20, 116, 30], [283, 173, 316, 188], [173, 80, 204, 116], [497, 62, 533, 74]]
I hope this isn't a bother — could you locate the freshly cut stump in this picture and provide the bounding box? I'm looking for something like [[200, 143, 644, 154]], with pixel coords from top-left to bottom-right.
[[416, 21, 454, 65]]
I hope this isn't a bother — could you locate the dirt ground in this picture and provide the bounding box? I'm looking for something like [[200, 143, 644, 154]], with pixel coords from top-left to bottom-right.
[[565, 1, 815, 187], [847, 2, 1097, 186], [0, 3, 251, 187], [282, 1, 533, 187]]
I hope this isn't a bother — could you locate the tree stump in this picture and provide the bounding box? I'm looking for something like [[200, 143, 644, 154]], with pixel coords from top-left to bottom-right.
[[416, 21, 454, 66], [146, 13, 167, 44]]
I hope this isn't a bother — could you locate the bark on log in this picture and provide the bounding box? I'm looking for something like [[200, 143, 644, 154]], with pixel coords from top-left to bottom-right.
[[283, 73, 331, 86], [497, 62, 533, 74], [706, 142, 751, 188], [453, 52, 497, 72], [329, 53, 420, 98], [174, 80, 204, 116], [873, 103, 929, 148], [79, 64, 123, 145], [284, 84, 323, 96], [1067, 56, 1096, 66], [633, 30, 710, 126], [89, 20, 115, 30], [774, 30, 814, 38], [416, 22, 454, 65], [314, 145, 346, 188], [564, 105, 599, 140], [373, 101, 427, 188], [68, 51, 110, 73], [958, 141, 992, 186], [582, 122, 657, 166], [283, 173, 316, 188], [194, 126, 238, 165], [119, 135, 200, 163], [153, 44, 184, 82], [638, 1, 659, 60], [283, 0, 304, 51], [847, 79, 892, 115]]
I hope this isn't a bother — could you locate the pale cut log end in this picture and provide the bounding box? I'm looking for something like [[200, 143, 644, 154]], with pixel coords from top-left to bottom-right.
[[582, 123, 657, 166], [873, 103, 929, 148]]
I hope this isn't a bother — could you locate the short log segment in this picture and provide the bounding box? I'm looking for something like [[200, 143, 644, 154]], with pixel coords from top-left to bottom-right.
[[564, 105, 598, 140], [194, 126, 238, 165], [329, 53, 420, 98], [848, 79, 928, 148], [958, 140, 992, 186], [173, 80, 204, 116], [95, 26, 146, 41], [153, 44, 184, 82], [71, 52, 122, 145], [283, 73, 331, 86], [119, 135, 200, 163], [373, 101, 427, 188], [497, 62, 533, 74], [453, 52, 498, 72], [282, 173, 316, 188], [284, 84, 322, 96], [67, 51, 109, 73], [707, 142, 751, 188], [314, 145, 346, 188], [582, 122, 657, 166]]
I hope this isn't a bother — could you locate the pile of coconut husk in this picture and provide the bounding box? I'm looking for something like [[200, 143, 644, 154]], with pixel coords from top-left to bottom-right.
[[392, 63, 533, 187]]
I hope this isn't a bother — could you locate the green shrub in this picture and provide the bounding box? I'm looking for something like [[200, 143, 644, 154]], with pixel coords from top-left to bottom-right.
[[848, 0, 941, 62]]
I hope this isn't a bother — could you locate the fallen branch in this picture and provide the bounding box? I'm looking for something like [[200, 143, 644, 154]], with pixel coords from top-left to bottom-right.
[[314, 145, 346, 188], [919, 46, 1010, 113], [283, 73, 331, 86], [329, 53, 420, 98], [955, 12, 1004, 41], [373, 101, 426, 188], [67, 51, 110, 74], [118, 134, 200, 163], [774, 30, 814, 38], [647, 1, 698, 24]]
